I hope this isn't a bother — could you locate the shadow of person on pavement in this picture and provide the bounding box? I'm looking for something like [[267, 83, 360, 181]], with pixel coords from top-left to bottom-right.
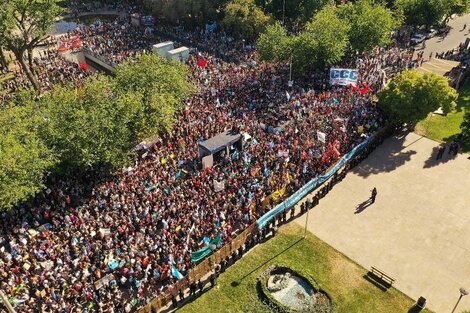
[[355, 199, 372, 214], [423, 144, 457, 168]]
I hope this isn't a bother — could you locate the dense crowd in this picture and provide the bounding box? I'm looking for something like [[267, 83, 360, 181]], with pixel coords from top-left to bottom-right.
[[0, 50, 91, 101], [0, 7, 425, 313]]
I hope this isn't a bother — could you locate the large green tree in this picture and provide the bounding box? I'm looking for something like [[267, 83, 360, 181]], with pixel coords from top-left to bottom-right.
[[222, 0, 273, 41], [259, 0, 333, 23], [339, 0, 400, 53], [302, 6, 350, 69], [114, 54, 194, 140], [378, 70, 458, 125], [38, 76, 142, 173], [257, 22, 292, 63], [395, 0, 469, 28], [0, 0, 63, 91], [257, 6, 350, 75], [144, 0, 228, 26], [0, 104, 55, 210]]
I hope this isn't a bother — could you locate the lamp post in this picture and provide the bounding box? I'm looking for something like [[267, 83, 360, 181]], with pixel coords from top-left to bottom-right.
[[0, 290, 15, 313], [451, 287, 469, 313], [303, 204, 310, 238]]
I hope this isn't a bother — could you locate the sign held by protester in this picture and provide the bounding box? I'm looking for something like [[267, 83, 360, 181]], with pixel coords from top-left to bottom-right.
[[317, 131, 326, 143], [330, 68, 358, 86]]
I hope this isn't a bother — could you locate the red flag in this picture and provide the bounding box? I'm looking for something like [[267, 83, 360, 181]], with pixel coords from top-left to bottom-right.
[[360, 86, 370, 95], [79, 62, 89, 72], [198, 58, 207, 68], [350, 84, 360, 92]]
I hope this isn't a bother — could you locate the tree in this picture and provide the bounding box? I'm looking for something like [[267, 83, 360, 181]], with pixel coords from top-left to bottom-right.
[[0, 104, 55, 210], [257, 22, 292, 63], [461, 108, 470, 144], [261, 0, 333, 23], [339, 0, 400, 53], [113, 54, 194, 140], [378, 70, 458, 125], [223, 0, 273, 41], [303, 6, 350, 69], [0, 0, 63, 91], [394, 0, 469, 28], [38, 76, 142, 173], [143, 0, 228, 26], [256, 6, 350, 75]]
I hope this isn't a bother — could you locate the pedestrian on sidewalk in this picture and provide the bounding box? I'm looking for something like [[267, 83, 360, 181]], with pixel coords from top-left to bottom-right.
[[370, 187, 377, 204], [436, 145, 445, 160]]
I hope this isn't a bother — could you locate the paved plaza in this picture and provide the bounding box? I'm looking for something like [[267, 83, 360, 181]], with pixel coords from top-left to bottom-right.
[[296, 132, 470, 313]]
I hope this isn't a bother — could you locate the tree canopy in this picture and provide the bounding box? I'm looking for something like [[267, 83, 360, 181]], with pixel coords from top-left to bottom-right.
[[0, 105, 55, 210], [222, 0, 273, 41], [258, 0, 333, 23], [257, 22, 292, 64], [37, 76, 140, 173], [114, 54, 194, 139], [0, 54, 194, 208], [303, 6, 350, 69], [378, 70, 458, 125], [339, 0, 400, 53], [143, 0, 227, 26], [257, 6, 350, 75], [394, 0, 469, 28]]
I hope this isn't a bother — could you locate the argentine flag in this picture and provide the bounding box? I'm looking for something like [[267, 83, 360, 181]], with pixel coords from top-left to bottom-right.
[[171, 264, 184, 280]]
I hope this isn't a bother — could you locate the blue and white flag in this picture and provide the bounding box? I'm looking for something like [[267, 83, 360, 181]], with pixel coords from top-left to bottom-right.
[[171, 264, 184, 280], [205, 22, 217, 33]]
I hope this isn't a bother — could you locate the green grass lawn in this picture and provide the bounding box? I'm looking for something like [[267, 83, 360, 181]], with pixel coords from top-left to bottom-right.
[[179, 223, 431, 313], [416, 81, 470, 152]]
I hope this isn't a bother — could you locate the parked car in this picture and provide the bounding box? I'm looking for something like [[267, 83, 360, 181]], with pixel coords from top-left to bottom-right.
[[437, 25, 451, 36], [410, 34, 426, 45], [425, 29, 438, 39]]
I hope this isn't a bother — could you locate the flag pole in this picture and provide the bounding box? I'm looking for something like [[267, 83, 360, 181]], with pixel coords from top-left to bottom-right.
[[0, 290, 16, 313]]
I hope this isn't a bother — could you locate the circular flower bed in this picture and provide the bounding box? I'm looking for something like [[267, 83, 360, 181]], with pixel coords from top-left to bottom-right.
[[258, 266, 333, 313]]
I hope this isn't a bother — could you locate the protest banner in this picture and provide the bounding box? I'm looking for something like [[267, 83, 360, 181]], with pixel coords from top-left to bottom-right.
[[330, 68, 359, 86]]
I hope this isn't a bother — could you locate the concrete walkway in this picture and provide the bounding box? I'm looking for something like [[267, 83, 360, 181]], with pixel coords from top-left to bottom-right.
[[296, 132, 470, 313], [420, 13, 470, 58]]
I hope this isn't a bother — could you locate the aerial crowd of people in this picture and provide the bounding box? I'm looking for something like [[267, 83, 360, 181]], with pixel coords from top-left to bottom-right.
[[0, 3, 431, 313]]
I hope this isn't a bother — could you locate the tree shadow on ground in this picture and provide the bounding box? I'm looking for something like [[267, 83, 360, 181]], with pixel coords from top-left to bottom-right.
[[423, 144, 459, 168], [352, 132, 418, 178]]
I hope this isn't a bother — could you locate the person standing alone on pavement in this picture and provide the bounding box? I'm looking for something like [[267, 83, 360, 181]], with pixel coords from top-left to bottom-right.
[[370, 187, 377, 204], [436, 145, 445, 160]]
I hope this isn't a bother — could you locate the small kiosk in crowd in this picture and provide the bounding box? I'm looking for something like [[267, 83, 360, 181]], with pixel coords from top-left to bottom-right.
[[167, 47, 190, 62], [152, 41, 174, 57], [198, 130, 242, 168]]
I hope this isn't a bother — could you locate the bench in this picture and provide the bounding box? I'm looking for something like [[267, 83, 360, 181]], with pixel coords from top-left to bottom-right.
[[369, 266, 395, 287]]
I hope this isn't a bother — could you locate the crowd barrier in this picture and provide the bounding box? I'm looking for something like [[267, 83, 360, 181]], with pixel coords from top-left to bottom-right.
[[256, 135, 373, 229], [138, 223, 257, 313], [137, 126, 392, 313]]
